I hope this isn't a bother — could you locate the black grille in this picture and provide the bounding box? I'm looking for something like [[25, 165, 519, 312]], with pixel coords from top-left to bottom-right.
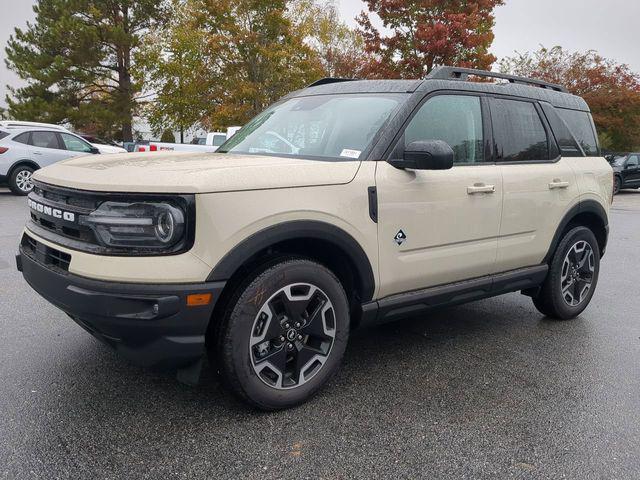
[[28, 183, 98, 245], [21, 234, 71, 272]]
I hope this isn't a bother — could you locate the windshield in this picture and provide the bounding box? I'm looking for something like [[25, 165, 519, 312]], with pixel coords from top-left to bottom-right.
[[219, 94, 406, 160]]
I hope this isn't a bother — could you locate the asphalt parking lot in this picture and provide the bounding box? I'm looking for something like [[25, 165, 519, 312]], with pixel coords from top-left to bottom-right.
[[1, 188, 639, 480]]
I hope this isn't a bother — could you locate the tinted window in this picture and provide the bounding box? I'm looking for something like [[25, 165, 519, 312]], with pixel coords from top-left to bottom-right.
[[31, 131, 60, 149], [539, 103, 582, 157], [0, 130, 8, 140], [13, 132, 30, 144], [557, 109, 599, 156], [60, 133, 93, 152], [404, 95, 484, 164], [627, 155, 639, 168], [491, 99, 549, 162]]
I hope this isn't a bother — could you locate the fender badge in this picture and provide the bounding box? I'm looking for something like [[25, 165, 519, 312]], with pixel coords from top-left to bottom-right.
[[394, 230, 407, 246]]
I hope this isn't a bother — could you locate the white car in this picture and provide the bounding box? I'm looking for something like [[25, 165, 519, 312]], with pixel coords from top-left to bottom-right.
[[0, 126, 100, 195]]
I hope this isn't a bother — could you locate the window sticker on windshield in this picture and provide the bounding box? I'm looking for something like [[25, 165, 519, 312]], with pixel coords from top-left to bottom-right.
[[340, 149, 361, 159]]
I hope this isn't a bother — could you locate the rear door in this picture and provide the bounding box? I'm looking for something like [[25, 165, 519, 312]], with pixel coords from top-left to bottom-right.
[[491, 97, 579, 272], [376, 93, 502, 298]]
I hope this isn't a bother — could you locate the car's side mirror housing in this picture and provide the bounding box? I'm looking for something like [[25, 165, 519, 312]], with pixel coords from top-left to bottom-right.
[[89, 147, 100, 154], [388, 140, 454, 170]]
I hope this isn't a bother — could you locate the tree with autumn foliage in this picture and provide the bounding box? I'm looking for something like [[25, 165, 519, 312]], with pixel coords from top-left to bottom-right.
[[290, 0, 366, 78], [145, 0, 323, 132], [500, 46, 640, 151], [357, 0, 504, 79]]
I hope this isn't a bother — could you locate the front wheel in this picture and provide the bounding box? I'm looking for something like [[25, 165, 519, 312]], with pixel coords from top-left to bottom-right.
[[216, 258, 350, 410], [533, 226, 600, 320]]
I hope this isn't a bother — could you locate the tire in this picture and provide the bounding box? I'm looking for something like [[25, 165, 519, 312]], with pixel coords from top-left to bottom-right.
[[533, 226, 600, 320], [215, 257, 350, 410], [613, 176, 621, 195], [8, 165, 35, 195]]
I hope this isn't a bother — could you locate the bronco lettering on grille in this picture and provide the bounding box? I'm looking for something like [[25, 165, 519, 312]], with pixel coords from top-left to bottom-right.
[[27, 198, 76, 223]]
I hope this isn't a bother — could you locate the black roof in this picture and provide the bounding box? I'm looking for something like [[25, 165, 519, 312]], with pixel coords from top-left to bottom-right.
[[292, 67, 589, 112]]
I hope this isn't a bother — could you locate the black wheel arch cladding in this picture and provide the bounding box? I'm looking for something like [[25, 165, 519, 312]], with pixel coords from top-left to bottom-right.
[[206, 220, 376, 303], [544, 200, 609, 262]]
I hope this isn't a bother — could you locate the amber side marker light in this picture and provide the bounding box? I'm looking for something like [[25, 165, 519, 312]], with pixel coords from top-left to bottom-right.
[[187, 293, 212, 307]]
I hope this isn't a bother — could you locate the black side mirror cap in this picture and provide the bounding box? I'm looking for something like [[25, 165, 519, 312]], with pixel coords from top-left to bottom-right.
[[89, 147, 100, 154], [388, 140, 454, 170]]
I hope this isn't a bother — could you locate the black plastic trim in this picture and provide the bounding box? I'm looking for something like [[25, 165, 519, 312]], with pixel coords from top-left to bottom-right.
[[367, 186, 378, 223], [17, 247, 225, 369], [543, 200, 609, 263], [207, 220, 376, 302], [360, 265, 549, 328]]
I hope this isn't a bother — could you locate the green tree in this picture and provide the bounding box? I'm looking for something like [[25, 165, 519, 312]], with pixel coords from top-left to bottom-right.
[[160, 128, 175, 142], [500, 46, 640, 152], [145, 0, 323, 130], [5, 0, 171, 142], [357, 0, 504, 78]]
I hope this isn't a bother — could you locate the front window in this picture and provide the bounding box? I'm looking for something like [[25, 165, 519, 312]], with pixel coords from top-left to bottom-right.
[[60, 133, 93, 153], [219, 94, 406, 160], [612, 156, 627, 167]]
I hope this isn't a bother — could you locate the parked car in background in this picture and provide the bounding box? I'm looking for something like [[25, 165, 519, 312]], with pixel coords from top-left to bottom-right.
[[611, 153, 640, 194], [0, 127, 99, 195], [135, 128, 241, 153], [77, 133, 127, 155]]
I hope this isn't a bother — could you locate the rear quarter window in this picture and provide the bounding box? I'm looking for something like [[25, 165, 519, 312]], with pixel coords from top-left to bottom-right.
[[0, 130, 8, 140], [13, 132, 30, 144], [557, 109, 599, 156]]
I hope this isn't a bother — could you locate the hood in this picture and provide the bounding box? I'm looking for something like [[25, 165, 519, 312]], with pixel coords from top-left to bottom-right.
[[93, 143, 127, 154], [33, 151, 361, 193]]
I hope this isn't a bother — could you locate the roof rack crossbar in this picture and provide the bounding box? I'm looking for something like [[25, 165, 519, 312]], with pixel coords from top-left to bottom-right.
[[427, 67, 568, 93], [307, 77, 358, 88]]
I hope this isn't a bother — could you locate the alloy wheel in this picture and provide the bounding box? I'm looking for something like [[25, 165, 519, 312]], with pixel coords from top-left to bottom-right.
[[249, 283, 336, 390], [561, 240, 595, 307], [15, 169, 33, 193]]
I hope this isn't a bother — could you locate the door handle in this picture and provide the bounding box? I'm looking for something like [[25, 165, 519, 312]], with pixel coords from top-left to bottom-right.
[[467, 183, 495, 195], [548, 180, 570, 190], [33, 151, 43, 156]]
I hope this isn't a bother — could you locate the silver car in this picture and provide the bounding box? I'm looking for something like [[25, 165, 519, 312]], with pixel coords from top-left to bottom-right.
[[0, 127, 100, 195]]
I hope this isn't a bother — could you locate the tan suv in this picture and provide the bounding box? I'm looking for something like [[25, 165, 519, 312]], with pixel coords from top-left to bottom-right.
[[16, 68, 612, 409]]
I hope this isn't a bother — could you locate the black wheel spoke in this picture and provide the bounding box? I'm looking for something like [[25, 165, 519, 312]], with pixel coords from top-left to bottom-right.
[[250, 283, 336, 390]]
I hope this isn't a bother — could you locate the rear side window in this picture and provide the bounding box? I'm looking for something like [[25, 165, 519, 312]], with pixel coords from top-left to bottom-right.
[[490, 98, 550, 162], [212, 134, 226, 147], [404, 95, 485, 164], [557, 109, 599, 156], [31, 131, 60, 149], [13, 132, 30, 144]]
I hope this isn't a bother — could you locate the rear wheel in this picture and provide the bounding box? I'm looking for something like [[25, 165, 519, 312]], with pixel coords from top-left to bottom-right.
[[613, 176, 621, 195], [216, 258, 349, 410], [9, 165, 35, 195], [533, 226, 600, 320]]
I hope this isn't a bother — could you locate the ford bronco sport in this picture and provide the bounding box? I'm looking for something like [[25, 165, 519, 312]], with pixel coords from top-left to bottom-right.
[[16, 67, 612, 410]]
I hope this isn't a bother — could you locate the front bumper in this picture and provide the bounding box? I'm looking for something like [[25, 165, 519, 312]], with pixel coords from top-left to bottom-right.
[[17, 246, 225, 369]]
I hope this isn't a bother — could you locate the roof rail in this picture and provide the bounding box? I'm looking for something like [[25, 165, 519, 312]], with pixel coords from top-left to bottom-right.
[[307, 77, 358, 88], [427, 66, 568, 93]]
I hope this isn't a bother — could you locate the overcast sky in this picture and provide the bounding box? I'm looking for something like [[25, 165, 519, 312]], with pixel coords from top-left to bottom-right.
[[1, 0, 639, 108]]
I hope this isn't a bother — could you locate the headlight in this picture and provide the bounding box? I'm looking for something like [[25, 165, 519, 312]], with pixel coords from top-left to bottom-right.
[[79, 201, 186, 249]]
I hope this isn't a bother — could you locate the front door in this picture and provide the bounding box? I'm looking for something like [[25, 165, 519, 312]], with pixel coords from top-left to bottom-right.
[[623, 154, 640, 187], [376, 94, 502, 299]]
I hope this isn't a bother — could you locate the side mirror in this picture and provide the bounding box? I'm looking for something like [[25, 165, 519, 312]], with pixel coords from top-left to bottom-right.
[[89, 147, 100, 154], [389, 140, 454, 170]]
